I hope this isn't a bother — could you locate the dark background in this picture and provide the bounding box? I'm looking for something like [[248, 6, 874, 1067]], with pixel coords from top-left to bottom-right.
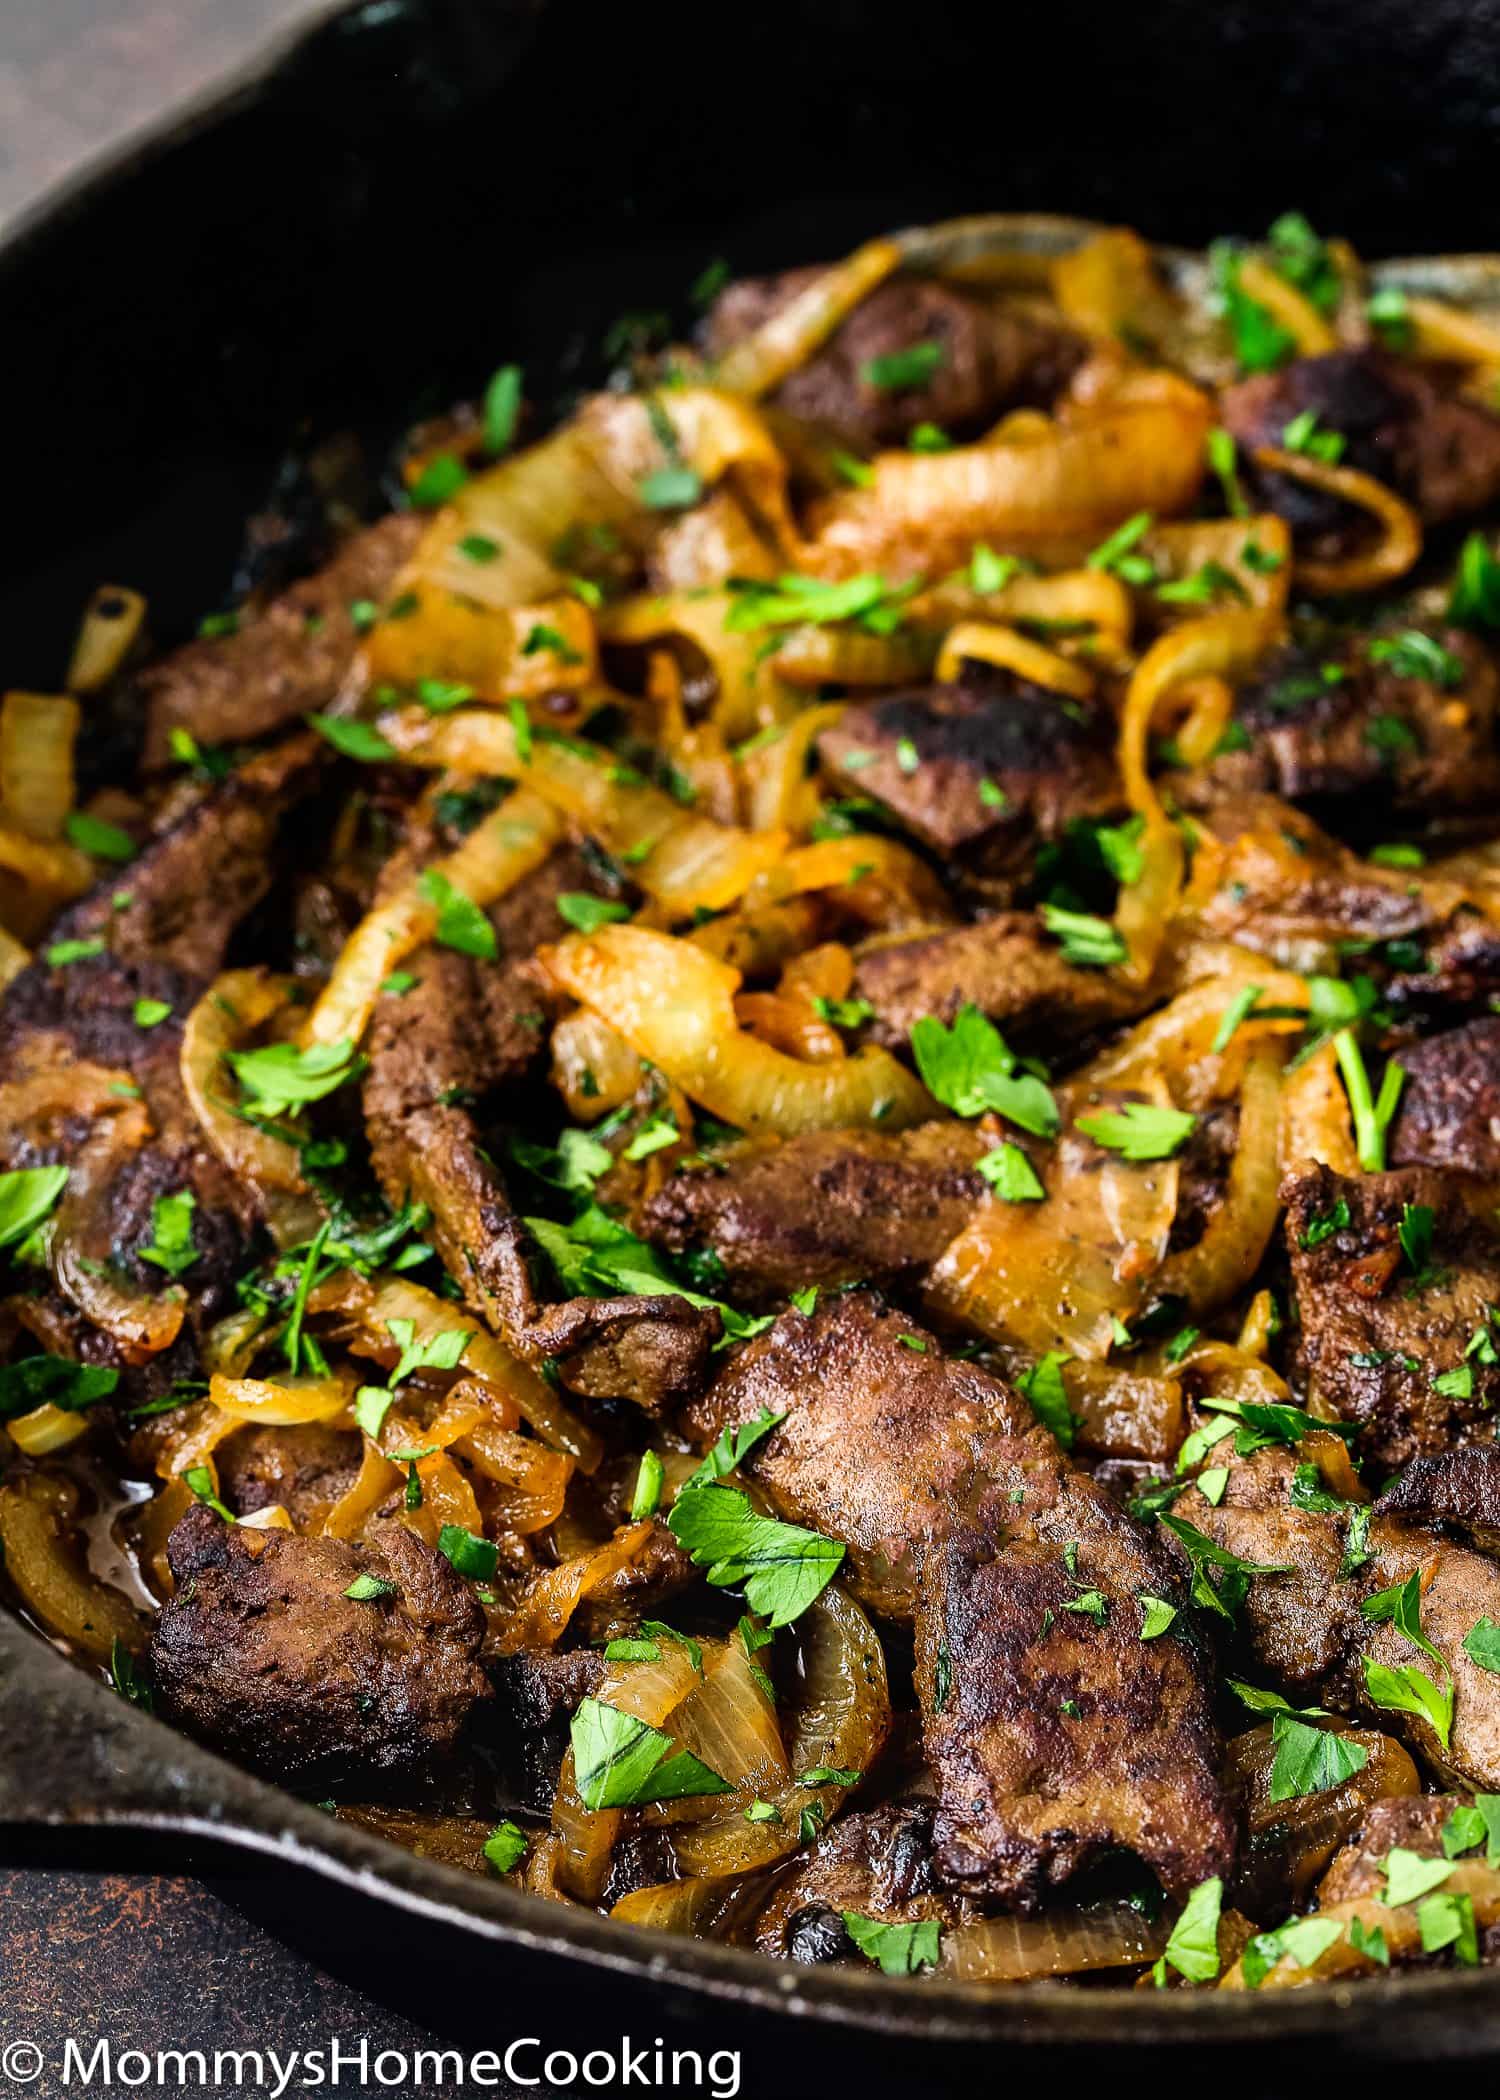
[[3, 0, 1500, 2090]]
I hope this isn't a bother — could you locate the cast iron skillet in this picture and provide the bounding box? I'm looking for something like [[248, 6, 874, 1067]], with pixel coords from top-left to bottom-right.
[[6, 0, 1500, 2068]]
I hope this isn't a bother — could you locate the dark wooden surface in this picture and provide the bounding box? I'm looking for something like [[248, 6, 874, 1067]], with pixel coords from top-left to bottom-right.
[[0, 0, 337, 227]]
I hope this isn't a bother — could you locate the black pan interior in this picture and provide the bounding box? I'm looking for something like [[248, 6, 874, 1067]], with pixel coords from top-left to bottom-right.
[[4, 0, 1500, 683]]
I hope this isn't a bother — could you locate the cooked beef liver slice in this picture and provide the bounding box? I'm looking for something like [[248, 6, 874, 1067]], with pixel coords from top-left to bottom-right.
[[1390, 1017, 1500, 1176], [215, 1423, 362, 1527], [151, 1504, 490, 1791], [523, 1293, 720, 1414], [816, 671, 1118, 860], [852, 911, 1148, 1052], [1191, 1442, 1500, 1790], [1197, 628, 1500, 821], [752, 1802, 948, 1959], [641, 1122, 987, 1306], [1221, 347, 1500, 537], [139, 512, 423, 766], [703, 272, 1076, 446], [686, 1294, 1232, 1905], [1285, 1163, 1500, 1465]]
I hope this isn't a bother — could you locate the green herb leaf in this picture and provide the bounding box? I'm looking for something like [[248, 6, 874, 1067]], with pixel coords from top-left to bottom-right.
[[410, 453, 469, 507], [419, 868, 498, 959], [483, 1819, 528, 1873], [1368, 630, 1466, 691], [860, 342, 944, 392], [0, 1165, 69, 1252], [1463, 1618, 1500, 1673], [1363, 1657, 1453, 1750], [308, 713, 397, 762], [909, 1003, 1059, 1136], [344, 1573, 397, 1602], [1075, 1101, 1196, 1161], [976, 1142, 1044, 1202], [65, 811, 135, 861], [1268, 1714, 1369, 1802], [1039, 903, 1128, 969], [482, 364, 523, 455], [228, 1037, 363, 1119], [0, 1354, 119, 1420], [1018, 1350, 1075, 1449], [570, 1696, 731, 1809], [1449, 532, 1500, 631], [1138, 1595, 1178, 1640], [667, 1480, 843, 1627], [139, 1189, 197, 1277], [841, 1913, 941, 1975], [1161, 1876, 1223, 1983], [556, 893, 631, 935], [437, 1523, 498, 1580]]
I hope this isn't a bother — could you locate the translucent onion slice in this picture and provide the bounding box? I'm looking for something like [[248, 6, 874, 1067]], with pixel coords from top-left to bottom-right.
[[770, 626, 935, 691], [384, 388, 797, 634], [610, 1874, 768, 1939], [1278, 1036, 1360, 1175], [496, 1519, 659, 1653], [179, 968, 321, 1246], [927, 1114, 1177, 1361], [738, 702, 845, 836], [667, 1584, 891, 1879], [1156, 1042, 1283, 1312], [0, 1473, 145, 1660], [364, 596, 597, 705], [1116, 609, 1270, 982], [933, 621, 1095, 696], [710, 237, 903, 398], [721, 836, 954, 931], [549, 1007, 644, 1121], [207, 1371, 354, 1427], [914, 567, 1134, 651], [0, 691, 79, 840], [452, 1415, 574, 1535], [1252, 445, 1422, 595], [806, 377, 1214, 579], [1402, 292, 1500, 369], [941, 1902, 1169, 1983], [597, 591, 802, 745], [6, 1402, 89, 1456], [301, 788, 562, 1049], [50, 1106, 185, 1359], [378, 705, 784, 916], [538, 923, 933, 1136], [0, 923, 28, 987], [1234, 255, 1339, 355], [67, 585, 148, 695], [1144, 515, 1293, 627]]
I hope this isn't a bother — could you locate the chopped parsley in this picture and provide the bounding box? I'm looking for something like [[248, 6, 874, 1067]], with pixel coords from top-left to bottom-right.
[[570, 1697, 730, 1810], [909, 1003, 1059, 1136], [1039, 903, 1128, 968], [842, 1914, 941, 1975], [666, 1481, 843, 1627], [976, 1142, 1044, 1202], [482, 363, 523, 455], [419, 869, 498, 959], [0, 1165, 69, 1252], [1075, 1101, 1196, 1161], [860, 342, 944, 392], [228, 1037, 364, 1119], [308, 713, 397, 762], [556, 893, 631, 935]]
